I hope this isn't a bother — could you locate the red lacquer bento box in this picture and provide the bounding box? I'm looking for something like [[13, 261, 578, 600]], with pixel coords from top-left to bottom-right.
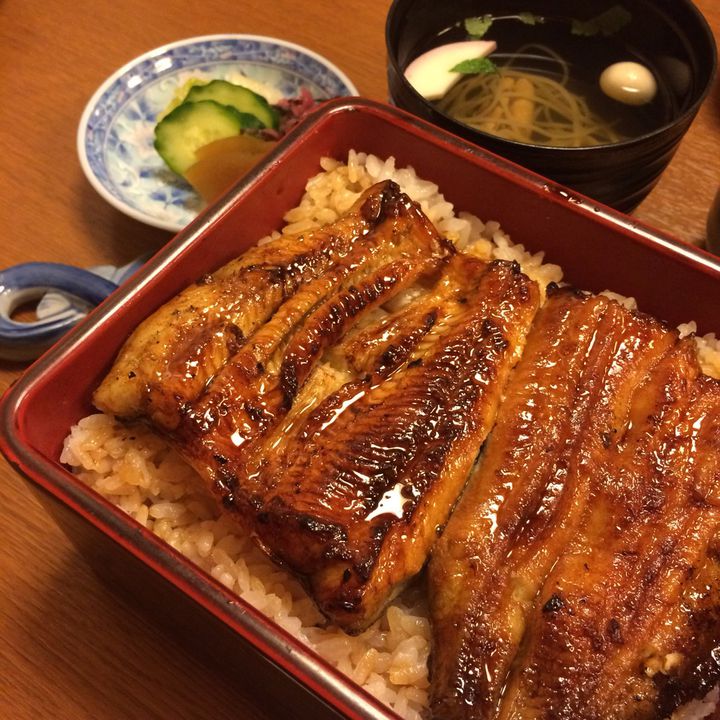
[[2, 98, 720, 720]]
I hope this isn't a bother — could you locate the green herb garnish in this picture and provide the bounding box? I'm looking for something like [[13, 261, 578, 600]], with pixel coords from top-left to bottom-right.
[[464, 12, 544, 36], [464, 15, 494, 38], [451, 57, 498, 75], [462, 8, 629, 40], [571, 5, 632, 36]]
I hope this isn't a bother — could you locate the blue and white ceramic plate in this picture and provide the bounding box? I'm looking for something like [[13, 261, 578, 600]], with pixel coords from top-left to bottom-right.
[[78, 35, 358, 233]]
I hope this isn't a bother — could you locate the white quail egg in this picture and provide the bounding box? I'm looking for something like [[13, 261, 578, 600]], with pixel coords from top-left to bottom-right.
[[599, 61, 658, 106]]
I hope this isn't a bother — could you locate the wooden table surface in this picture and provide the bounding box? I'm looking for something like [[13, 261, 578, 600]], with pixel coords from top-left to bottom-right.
[[1, 1, 718, 718]]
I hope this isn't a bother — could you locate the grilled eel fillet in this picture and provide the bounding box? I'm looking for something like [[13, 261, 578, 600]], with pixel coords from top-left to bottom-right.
[[94, 180, 541, 632], [95, 181, 413, 430], [429, 286, 720, 720]]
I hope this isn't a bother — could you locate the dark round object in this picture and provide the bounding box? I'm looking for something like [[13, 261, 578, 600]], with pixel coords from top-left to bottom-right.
[[386, 0, 716, 211]]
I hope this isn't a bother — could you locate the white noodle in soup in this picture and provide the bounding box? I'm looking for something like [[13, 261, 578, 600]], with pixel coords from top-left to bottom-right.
[[438, 45, 624, 147]]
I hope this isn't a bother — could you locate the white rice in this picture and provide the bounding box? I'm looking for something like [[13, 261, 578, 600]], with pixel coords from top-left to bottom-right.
[[61, 151, 720, 719], [262, 150, 564, 300]]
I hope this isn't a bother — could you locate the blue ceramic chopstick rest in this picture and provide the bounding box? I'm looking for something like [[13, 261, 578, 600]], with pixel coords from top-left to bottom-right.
[[0, 260, 143, 361]]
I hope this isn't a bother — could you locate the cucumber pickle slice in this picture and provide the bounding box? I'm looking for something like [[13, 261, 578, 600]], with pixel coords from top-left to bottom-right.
[[185, 80, 280, 130], [154, 100, 263, 175]]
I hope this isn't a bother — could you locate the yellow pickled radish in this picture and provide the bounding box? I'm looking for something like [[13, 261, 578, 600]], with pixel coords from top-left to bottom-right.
[[183, 134, 276, 202]]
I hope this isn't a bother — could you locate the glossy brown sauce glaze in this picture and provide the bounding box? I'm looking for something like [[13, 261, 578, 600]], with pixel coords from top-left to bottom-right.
[[429, 287, 720, 720], [95, 180, 540, 632], [95, 178, 720, 712], [252, 258, 539, 629], [94, 180, 409, 430], [173, 181, 450, 508]]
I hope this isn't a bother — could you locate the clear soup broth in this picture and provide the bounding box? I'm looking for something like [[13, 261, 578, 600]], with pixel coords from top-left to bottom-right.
[[417, 11, 687, 147]]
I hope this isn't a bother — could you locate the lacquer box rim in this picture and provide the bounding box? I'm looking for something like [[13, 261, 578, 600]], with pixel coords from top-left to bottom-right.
[[2, 97, 719, 720]]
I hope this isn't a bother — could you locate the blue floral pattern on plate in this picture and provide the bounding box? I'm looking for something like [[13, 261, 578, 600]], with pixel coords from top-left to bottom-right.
[[78, 35, 358, 232]]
